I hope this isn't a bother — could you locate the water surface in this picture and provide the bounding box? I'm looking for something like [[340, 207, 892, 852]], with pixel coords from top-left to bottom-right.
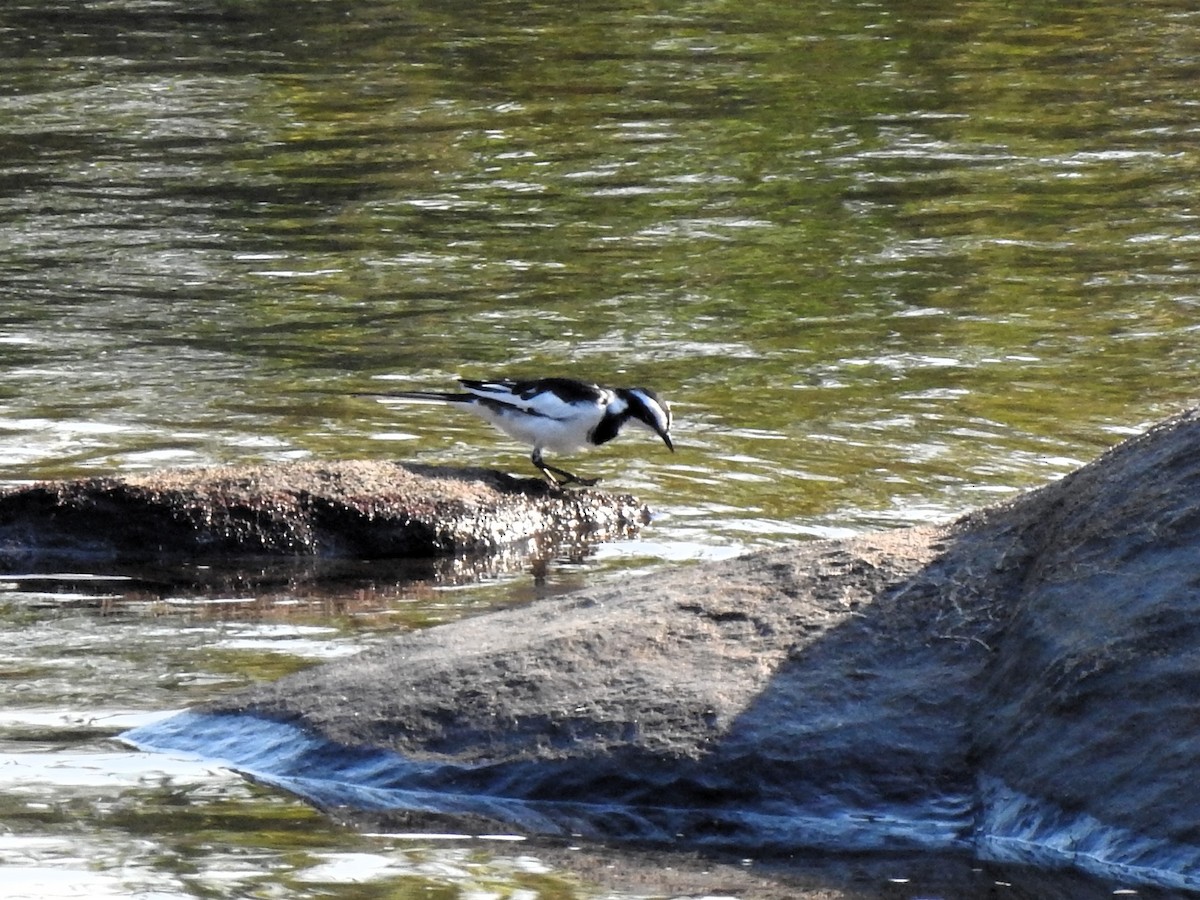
[[2, 0, 1199, 895]]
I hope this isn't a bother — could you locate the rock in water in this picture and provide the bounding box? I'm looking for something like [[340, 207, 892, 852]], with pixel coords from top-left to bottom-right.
[[0, 460, 649, 563], [125, 408, 1200, 891]]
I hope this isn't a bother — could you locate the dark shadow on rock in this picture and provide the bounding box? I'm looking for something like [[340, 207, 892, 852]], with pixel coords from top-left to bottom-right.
[[123, 408, 1200, 893]]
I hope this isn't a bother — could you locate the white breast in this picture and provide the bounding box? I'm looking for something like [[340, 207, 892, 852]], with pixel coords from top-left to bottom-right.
[[470, 402, 605, 454]]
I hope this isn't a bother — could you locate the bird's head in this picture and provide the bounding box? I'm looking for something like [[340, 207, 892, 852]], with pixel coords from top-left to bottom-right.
[[621, 387, 674, 452]]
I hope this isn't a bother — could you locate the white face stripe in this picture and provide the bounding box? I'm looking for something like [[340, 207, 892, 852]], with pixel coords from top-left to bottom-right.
[[627, 388, 671, 433]]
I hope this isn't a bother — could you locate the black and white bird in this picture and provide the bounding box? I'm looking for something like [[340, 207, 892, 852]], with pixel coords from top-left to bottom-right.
[[362, 376, 674, 486]]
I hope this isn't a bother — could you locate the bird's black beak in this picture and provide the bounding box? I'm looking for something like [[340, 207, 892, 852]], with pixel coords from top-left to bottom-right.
[[661, 430, 674, 453]]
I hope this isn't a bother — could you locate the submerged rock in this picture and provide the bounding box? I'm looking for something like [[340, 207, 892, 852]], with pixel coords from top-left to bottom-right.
[[0, 460, 649, 564], [124, 408, 1200, 892]]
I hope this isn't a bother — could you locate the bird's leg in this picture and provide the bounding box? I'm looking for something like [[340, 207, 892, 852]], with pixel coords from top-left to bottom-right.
[[531, 449, 599, 487]]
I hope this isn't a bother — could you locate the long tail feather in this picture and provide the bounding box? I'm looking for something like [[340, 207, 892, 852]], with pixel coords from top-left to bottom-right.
[[351, 390, 474, 404]]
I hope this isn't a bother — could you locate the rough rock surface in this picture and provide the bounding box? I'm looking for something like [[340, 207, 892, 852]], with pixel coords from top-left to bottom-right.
[[0, 460, 648, 564], [124, 408, 1200, 890]]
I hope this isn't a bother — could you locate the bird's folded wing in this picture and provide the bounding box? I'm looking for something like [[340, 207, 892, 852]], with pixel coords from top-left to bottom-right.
[[462, 380, 593, 420]]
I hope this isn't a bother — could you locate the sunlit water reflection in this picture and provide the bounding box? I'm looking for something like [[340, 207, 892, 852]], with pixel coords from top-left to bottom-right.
[[2, 0, 1199, 894]]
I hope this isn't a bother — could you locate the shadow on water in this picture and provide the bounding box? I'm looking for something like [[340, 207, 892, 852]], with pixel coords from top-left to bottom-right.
[[0, 508, 638, 614], [0, 536, 604, 595]]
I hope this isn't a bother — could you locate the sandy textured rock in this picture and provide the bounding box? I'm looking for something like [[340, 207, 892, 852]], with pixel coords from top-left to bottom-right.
[[125, 408, 1200, 891], [0, 460, 648, 564]]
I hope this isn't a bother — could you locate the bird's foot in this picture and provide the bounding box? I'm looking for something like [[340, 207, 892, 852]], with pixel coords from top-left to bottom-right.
[[561, 473, 600, 487], [539, 467, 600, 489]]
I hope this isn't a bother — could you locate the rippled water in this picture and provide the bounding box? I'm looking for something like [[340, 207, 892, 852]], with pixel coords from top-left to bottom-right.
[[3, 0, 1200, 895]]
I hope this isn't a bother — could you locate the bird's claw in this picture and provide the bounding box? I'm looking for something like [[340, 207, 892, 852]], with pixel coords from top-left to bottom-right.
[[541, 469, 600, 489]]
